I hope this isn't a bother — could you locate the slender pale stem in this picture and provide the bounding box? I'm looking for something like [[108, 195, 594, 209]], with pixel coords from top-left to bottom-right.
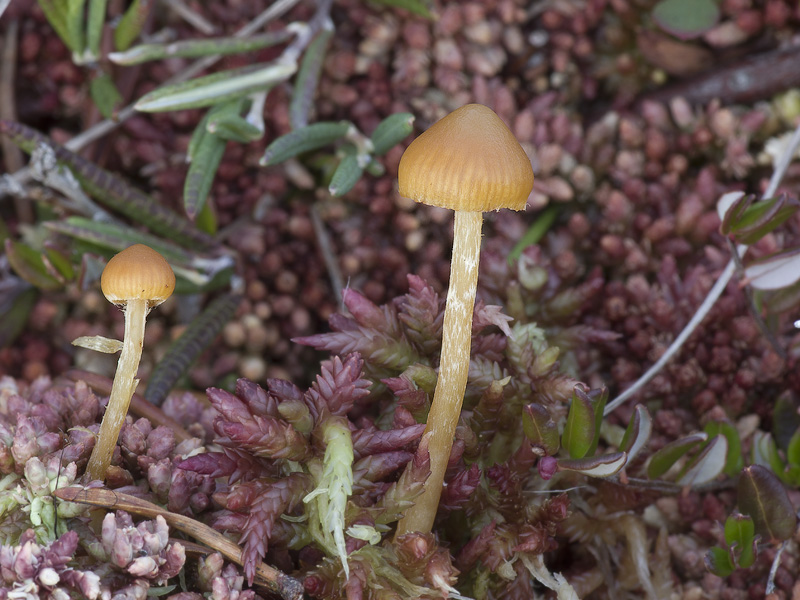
[[396, 210, 483, 535], [85, 299, 148, 481]]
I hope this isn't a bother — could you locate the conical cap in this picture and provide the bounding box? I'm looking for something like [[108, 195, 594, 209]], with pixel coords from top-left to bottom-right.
[[398, 104, 534, 212]]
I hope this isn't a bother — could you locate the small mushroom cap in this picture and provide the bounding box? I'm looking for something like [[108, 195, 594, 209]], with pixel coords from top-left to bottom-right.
[[101, 244, 176, 308], [398, 104, 534, 212]]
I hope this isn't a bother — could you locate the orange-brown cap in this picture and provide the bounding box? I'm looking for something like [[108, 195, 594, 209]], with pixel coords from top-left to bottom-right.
[[398, 104, 534, 212], [101, 244, 176, 308]]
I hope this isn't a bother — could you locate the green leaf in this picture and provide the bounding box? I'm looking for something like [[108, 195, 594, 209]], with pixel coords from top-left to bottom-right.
[[144, 294, 241, 406], [114, 0, 153, 52], [522, 403, 560, 455], [135, 62, 296, 112], [367, 0, 434, 19], [723, 514, 755, 554], [184, 133, 226, 221], [207, 112, 263, 143], [0, 283, 36, 348], [772, 392, 800, 450], [89, 72, 123, 119], [260, 121, 351, 166], [65, 0, 87, 55], [36, 0, 76, 52], [328, 149, 363, 197], [652, 0, 719, 40], [5, 239, 63, 291], [586, 387, 608, 457], [619, 404, 652, 463], [0, 120, 212, 249], [508, 206, 559, 263], [555, 452, 627, 478], [370, 112, 414, 156], [290, 28, 333, 130], [562, 387, 596, 459], [43, 243, 75, 281], [704, 421, 743, 476], [704, 546, 734, 577], [647, 432, 707, 479], [786, 429, 800, 466], [86, 0, 108, 58], [737, 465, 798, 543], [723, 194, 800, 245], [109, 31, 293, 65], [677, 435, 727, 487]]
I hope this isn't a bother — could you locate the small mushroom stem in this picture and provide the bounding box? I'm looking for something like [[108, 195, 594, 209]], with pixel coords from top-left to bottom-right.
[[397, 210, 483, 536], [85, 298, 148, 481]]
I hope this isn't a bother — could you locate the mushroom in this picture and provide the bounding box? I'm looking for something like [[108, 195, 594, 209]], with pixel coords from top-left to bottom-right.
[[85, 244, 175, 481], [395, 104, 534, 535]]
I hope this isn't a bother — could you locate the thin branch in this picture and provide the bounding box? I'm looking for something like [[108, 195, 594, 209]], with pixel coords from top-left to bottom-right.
[[160, 0, 217, 35], [310, 202, 344, 311], [765, 539, 788, 595], [605, 120, 800, 415]]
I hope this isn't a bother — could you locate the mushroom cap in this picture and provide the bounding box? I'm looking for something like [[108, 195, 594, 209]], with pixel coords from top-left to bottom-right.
[[101, 244, 176, 308], [398, 104, 534, 212]]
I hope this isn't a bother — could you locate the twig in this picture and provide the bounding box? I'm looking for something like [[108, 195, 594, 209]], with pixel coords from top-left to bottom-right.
[[726, 237, 786, 359], [765, 539, 788, 595], [0, 19, 32, 223], [605, 120, 800, 415], [160, 0, 217, 35], [53, 486, 304, 600], [310, 203, 344, 311]]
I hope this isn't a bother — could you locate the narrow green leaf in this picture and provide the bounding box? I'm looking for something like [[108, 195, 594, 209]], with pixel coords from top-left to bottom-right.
[[619, 404, 652, 463], [704, 546, 735, 577], [135, 62, 296, 112], [44, 217, 195, 265], [786, 430, 800, 466], [89, 72, 123, 119], [586, 387, 608, 457], [0, 120, 212, 249], [43, 243, 75, 281], [365, 157, 385, 177], [144, 294, 241, 405], [772, 392, 800, 450], [677, 435, 727, 487], [65, 0, 87, 55], [109, 31, 293, 65], [260, 121, 351, 166], [184, 131, 226, 220], [0, 283, 36, 348], [726, 194, 800, 245], [508, 206, 559, 263], [370, 112, 414, 156], [562, 387, 595, 460], [367, 0, 434, 19], [290, 28, 333, 129], [5, 239, 63, 291], [704, 421, 743, 476], [737, 465, 798, 543], [556, 451, 627, 478], [36, 0, 75, 51], [328, 150, 363, 197], [86, 0, 108, 58], [114, 0, 153, 52], [207, 108, 263, 142], [647, 432, 707, 479], [187, 111, 214, 161], [522, 403, 560, 455]]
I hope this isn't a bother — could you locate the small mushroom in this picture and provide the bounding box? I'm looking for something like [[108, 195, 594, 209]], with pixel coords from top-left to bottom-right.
[[395, 104, 534, 535], [85, 244, 175, 481]]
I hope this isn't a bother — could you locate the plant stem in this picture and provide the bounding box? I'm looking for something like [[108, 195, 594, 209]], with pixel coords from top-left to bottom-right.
[[396, 210, 482, 535], [85, 298, 147, 481]]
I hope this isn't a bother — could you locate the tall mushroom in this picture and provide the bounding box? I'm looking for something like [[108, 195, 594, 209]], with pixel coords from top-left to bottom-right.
[[85, 244, 175, 481], [395, 104, 534, 535]]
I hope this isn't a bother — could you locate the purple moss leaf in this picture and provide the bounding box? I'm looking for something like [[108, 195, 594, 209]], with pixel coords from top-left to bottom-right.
[[396, 274, 443, 354], [351, 422, 426, 457], [304, 354, 372, 419], [216, 414, 310, 461], [455, 520, 496, 571], [439, 463, 481, 511], [472, 301, 513, 336], [235, 379, 280, 418]]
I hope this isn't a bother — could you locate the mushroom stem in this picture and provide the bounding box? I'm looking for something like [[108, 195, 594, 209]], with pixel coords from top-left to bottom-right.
[[86, 298, 148, 481], [397, 210, 483, 535]]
